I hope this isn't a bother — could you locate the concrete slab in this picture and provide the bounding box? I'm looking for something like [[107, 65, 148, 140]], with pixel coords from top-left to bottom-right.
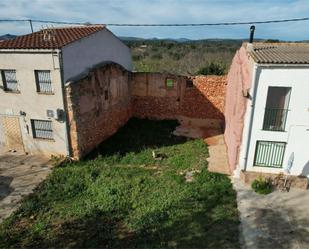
[[234, 179, 309, 249], [0, 152, 52, 222]]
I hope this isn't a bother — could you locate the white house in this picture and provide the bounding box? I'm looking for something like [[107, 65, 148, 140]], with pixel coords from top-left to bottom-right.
[[225, 42, 309, 179], [0, 25, 132, 156]]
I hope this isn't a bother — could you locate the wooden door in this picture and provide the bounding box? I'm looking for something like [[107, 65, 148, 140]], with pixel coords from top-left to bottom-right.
[[1, 116, 24, 153]]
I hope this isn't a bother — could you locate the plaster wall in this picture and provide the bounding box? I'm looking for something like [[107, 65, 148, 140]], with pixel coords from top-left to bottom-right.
[[0, 51, 68, 156]]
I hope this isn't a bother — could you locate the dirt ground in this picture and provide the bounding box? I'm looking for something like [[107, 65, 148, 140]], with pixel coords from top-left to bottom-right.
[[0, 152, 52, 222], [234, 179, 309, 249]]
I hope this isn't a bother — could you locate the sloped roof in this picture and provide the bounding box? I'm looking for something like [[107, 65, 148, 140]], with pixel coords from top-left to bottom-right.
[[0, 25, 105, 49], [249, 43, 309, 64]]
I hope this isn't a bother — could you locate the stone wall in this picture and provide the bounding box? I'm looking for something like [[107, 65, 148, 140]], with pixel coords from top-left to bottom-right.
[[65, 63, 132, 159], [132, 72, 226, 126]]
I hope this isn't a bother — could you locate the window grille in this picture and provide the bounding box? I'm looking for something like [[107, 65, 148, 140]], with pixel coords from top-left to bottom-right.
[[1, 70, 18, 91], [254, 141, 286, 168], [31, 119, 53, 140], [35, 70, 53, 93], [263, 87, 291, 131]]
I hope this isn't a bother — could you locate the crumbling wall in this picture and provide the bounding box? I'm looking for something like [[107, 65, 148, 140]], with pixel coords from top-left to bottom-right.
[[66, 63, 227, 159], [66, 63, 132, 159], [132, 72, 226, 126], [131, 73, 185, 119]]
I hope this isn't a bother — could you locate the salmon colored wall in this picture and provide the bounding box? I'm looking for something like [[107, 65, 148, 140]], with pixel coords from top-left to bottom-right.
[[224, 45, 253, 172]]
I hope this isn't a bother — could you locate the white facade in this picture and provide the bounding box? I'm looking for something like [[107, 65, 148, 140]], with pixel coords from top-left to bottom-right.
[[62, 28, 132, 82], [240, 64, 309, 177], [0, 27, 132, 157], [0, 50, 68, 156]]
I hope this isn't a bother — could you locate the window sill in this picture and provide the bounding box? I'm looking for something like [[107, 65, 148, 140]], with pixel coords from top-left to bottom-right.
[[37, 92, 55, 95], [33, 137, 55, 142], [3, 90, 20, 94], [261, 129, 287, 133], [253, 165, 283, 168]]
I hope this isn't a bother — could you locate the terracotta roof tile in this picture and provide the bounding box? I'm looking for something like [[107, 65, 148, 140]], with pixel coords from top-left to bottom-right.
[[0, 25, 105, 49]]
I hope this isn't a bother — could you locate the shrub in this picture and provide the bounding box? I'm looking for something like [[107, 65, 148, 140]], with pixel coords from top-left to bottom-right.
[[196, 62, 226, 75], [251, 176, 273, 195]]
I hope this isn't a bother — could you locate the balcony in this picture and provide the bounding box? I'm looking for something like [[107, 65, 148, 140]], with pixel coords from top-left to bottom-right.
[[262, 108, 289, 131]]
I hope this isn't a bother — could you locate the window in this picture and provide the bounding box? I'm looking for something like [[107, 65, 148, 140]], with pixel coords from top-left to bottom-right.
[[104, 90, 109, 100], [186, 79, 193, 88], [31, 119, 53, 140], [1, 70, 18, 92], [263, 87, 291, 131], [254, 141, 286, 168], [35, 70, 53, 93], [166, 78, 174, 89]]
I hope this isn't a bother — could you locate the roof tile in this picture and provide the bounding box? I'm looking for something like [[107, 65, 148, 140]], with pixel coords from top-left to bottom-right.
[[0, 25, 105, 49], [249, 43, 309, 64]]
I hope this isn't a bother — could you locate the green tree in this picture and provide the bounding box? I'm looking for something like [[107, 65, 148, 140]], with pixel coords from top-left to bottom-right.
[[196, 62, 226, 75]]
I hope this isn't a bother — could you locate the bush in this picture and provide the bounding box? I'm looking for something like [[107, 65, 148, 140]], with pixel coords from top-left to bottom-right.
[[196, 62, 226, 75], [251, 176, 273, 195]]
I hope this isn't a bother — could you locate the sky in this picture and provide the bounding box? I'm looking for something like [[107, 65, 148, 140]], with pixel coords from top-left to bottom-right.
[[0, 0, 309, 40]]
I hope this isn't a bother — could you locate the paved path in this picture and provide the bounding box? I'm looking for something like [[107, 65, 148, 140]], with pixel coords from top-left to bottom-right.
[[204, 131, 231, 175], [234, 179, 309, 249], [0, 153, 52, 222]]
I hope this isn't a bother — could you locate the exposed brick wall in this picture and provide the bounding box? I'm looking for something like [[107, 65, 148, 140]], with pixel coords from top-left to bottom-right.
[[66, 64, 227, 159], [131, 72, 226, 122], [66, 63, 132, 159], [181, 76, 226, 120]]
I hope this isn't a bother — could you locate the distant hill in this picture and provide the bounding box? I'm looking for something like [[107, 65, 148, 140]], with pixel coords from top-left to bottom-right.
[[120, 37, 192, 43], [0, 34, 17, 40]]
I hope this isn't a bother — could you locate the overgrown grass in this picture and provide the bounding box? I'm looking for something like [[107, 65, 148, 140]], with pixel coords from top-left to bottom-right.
[[0, 118, 239, 249]]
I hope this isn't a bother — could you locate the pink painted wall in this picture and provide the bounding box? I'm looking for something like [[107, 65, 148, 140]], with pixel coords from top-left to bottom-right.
[[224, 45, 253, 172]]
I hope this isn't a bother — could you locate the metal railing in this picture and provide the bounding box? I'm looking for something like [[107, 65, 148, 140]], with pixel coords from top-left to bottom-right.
[[254, 141, 286, 168], [31, 119, 53, 140], [1, 70, 19, 92], [35, 70, 53, 93], [262, 108, 289, 131]]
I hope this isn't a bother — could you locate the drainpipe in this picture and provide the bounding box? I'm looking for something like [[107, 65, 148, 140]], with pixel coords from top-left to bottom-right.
[[238, 64, 259, 172], [58, 50, 72, 157]]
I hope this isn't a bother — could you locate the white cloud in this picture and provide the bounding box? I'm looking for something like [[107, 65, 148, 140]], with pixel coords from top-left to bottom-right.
[[0, 0, 308, 40]]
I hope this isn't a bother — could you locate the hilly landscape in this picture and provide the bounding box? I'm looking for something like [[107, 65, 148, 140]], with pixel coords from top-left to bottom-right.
[[123, 38, 243, 75]]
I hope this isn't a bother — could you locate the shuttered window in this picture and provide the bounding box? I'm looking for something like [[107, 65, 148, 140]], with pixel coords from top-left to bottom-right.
[[253, 141, 286, 168], [1, 70, 18, 92], [31, 119, 53, 140], [35, 70, 53, 93]]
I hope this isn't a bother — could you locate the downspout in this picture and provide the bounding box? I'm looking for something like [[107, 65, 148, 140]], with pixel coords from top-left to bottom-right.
[[58, 50, 72, 157], [240, 64, 259, 171]]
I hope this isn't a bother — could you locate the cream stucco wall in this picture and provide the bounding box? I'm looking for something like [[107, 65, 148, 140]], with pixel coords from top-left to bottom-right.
[[0, 50, 68, 156], [62, 28, 132, 82], [244, 65, 309, 176]]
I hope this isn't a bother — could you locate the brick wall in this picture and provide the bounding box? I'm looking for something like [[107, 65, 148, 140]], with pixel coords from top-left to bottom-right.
[[65, 63, 132, 158], [66, 63, 227, 159], [132, 72, 226, 123]]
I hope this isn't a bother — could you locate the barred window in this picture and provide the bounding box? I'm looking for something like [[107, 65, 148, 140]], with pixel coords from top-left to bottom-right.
[[35, 70, 53, 93], [254, 141, 286, 168], [31, 119, 53, 140], [1, 70, 18, 92]]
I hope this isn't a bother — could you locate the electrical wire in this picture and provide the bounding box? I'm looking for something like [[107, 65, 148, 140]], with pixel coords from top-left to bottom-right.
[[0, 17, 309, 26]]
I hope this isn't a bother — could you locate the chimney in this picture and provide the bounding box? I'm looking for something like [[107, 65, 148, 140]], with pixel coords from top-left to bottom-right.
[[247, 25, 255, 52], [249, 25, 255, 43]]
